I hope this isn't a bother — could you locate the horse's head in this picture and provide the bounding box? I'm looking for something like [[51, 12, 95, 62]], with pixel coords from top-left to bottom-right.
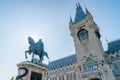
[[28, 37, 35, 45]]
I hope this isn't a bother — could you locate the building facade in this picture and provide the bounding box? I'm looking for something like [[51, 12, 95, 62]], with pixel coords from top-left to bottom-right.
[[46, 3, 120, 80], [46, 55, 79, 80], [104, 40, 120, 80]]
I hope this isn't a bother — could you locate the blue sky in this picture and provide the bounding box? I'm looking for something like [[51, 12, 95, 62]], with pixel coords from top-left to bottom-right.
[[0, 0, 120, 79]]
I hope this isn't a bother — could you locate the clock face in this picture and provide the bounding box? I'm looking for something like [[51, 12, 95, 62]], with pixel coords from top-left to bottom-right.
[[79, 30, 87, 38]]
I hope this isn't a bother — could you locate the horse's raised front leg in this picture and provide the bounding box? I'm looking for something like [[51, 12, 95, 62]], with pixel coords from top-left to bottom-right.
[[25, 51, 29, 59], [25, 51, 32, 59]]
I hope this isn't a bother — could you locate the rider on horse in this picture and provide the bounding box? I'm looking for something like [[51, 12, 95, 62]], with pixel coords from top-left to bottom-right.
[[25, 37, 49, 64]]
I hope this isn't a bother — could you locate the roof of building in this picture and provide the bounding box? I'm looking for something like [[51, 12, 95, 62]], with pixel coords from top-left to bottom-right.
[[107, 39, 120, 54], [47, 54, 76, 70], [74, 3, 85, 23]]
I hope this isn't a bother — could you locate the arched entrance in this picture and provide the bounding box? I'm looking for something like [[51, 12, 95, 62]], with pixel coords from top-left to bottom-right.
[[90, 78, 100, 80]]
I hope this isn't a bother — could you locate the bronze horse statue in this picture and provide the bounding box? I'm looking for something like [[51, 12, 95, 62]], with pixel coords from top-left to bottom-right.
[[25, 37, 49, 64]]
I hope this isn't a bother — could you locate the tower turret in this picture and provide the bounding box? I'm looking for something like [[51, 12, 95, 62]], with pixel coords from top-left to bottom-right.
[[70, 15, 73, 24], [86, 7, 93, 19], [69, 3, 115, 80], [74, 3, 85, 23]]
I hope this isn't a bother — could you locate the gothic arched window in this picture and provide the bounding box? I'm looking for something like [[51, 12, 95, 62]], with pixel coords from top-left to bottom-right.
[[86, 57, 92, 62], [83, 57, 95, 72]]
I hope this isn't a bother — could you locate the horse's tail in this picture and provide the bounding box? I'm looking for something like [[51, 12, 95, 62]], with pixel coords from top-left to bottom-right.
[[25, 51, 28, 59], [44, 52, 49, 59]]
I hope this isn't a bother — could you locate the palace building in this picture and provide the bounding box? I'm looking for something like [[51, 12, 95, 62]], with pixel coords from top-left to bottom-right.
[[46, 3, 120, 80]]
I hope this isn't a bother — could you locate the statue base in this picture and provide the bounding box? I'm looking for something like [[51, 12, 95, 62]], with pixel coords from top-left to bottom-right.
[[16, 61, 47, 80]]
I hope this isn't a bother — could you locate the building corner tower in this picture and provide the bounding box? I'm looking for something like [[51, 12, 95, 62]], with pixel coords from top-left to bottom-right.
[[69, 3, 115, 80]]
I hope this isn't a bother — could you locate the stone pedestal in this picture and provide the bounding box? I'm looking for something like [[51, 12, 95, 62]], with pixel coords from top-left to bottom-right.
[[16, 61, 47, 80]]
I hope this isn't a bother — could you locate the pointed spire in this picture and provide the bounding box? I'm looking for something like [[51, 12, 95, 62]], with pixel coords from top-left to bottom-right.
[[76, 3, 78, 8], [70, 13, 73, 23], [85, 4, 88, 13], [74, 2, 85, 23], [78, 2, 81, 8], [76, 2, 82, 10], [85, 5, 93, 18], [85, 7, 90, 14]]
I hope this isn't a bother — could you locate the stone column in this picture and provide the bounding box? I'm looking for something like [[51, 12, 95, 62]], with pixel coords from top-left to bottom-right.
[[64, 74, 66, 80]]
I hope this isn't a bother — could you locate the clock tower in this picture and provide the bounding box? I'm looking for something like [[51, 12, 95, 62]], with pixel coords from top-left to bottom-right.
[[69, 3, 115, 80]]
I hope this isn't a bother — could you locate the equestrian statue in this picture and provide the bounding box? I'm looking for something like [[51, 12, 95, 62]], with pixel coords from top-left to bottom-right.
[[25, 37, 49, 64]]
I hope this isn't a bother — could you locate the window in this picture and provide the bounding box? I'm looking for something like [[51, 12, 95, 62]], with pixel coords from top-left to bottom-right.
[[73, 73, 76, 80], [114, 64, 120, 73], [55, 77, 57, 80], [94, 61, 98, 66], [53, 77, 54, 80], [62, 75, 64, 80], [66, 75, 69, 80], [87, 63, 91, 71], [83, 58, 95, 72], [50, 78, 52, 80], [86, 57, 92, 62], [111, 56, 113, 59], [95, 30, 101, 39], [83, 64, 87, 72], [83, 63, 94, 72], [89, 62, 94, 71], [116, 54, 119, 57], [59, 76, 61, 80], [70, 74, 72, 80]]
